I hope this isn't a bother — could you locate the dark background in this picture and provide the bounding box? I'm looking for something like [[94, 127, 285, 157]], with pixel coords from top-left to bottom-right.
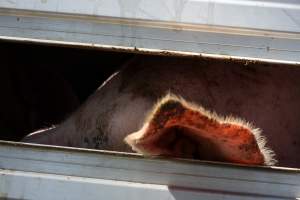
[[0, 40, 133, 141]]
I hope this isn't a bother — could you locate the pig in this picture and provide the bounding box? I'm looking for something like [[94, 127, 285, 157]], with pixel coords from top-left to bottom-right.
[[22, 55, 300, 167]]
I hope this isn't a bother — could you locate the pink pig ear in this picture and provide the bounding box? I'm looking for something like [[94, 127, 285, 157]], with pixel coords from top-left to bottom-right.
[[125, 94, 277, 166]]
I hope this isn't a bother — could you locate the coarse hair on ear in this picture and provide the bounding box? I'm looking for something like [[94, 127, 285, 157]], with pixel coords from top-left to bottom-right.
[[125, 93, 277, 166]]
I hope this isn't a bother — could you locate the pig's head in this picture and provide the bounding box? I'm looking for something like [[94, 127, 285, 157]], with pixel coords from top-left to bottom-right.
[[125, 94, 276, 166]]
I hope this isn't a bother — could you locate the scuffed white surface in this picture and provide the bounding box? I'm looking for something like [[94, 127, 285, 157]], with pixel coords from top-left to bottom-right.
[[0, 0, 300, 62], [1, 0, 300, 32]]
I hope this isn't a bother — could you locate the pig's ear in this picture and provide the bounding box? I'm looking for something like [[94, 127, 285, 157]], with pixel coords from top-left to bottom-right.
[[125, 94, 277, 166]]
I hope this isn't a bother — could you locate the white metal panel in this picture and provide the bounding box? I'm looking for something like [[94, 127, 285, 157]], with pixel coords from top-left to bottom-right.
[[0, 170, 173, 200], [0, 170, 280, 200], [0, 0, 300, 62], [1, 0, 300, 33], [0, 141, 299, 199]]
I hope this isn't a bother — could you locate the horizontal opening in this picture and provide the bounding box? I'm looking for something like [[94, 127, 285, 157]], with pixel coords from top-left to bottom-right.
[[1, 39, 299, 169]]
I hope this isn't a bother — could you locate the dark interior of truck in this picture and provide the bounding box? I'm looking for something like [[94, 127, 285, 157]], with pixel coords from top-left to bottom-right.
[[0, 40, 133, 141]]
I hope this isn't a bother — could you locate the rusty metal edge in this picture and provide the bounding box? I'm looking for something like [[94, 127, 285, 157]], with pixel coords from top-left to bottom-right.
[[0, 35, 300, 67]]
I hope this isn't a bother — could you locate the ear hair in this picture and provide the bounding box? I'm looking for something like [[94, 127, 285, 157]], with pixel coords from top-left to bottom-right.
[[126, 93, 277, 165]]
